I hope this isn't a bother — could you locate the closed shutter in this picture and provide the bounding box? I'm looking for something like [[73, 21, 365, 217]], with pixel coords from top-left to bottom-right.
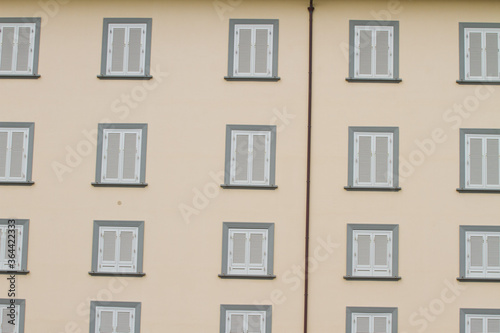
[[468, 234, 485, 277], [373, 234, 391, 276], [485, 32, 499, 78], [357, 136, 372, 184], [16, 26, 32, 73], [229, 231, 247, 274], [354, 231, 392, 277], [0, 129, 28, 181], [355, 315, 370, 333], [127, 27, 143, 74], [358, 29, 372, 76], [0, 26, 15, 72], [248, 232, 266, 274], [248, 314, 263, 333], [116, 311, 132, 333], [373, 316, 388, 333], [375, 30, 389, 76], [122, 132, 138, 181], [470, 317, 483, 333], [1, 306, 16, 333], [110, 27, 126, 73], [228, 229, 267, 275], [236, 28, 252, 75], [254, 28, 269, 74], [354, 233, 371, 276], [487, 235, 500, 277], [0, 131, 7, 178], [229, 313, 244, 333], [3, 227, 21, 271], [100, 229, 118, 272], [469, 31, 483, 78], [104, 132, 121, 181], [252, 134, 267, 183], [117, 230, 136, 272], [234, 133, 249, 183], [102, 129, 142, 183], [468, 138, 484, 186], [98, 310, 114, 333], [355, 133, 392, 187], [375, 136, 389, 184], [488, 318, 500, 333], [486, 138, 500, 186], [9, 131, 25, 179]]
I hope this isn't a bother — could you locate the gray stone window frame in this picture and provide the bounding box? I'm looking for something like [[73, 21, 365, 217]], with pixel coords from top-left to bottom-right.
[[346, 307, 398, 333], [90, 301, 141, 333], [219, 222, 275, 279], [0, 122, 35, 186], [345, 126, 400, 191], [346, 20, 401, 83], [0, 219, 29, 274], [222, 125, 277, 190], [458, 23, 500, 85], [0, 18, 41, 79], [92, 123, 148, 187], [0, 299, 25, 333], [458, 128, 500, 193], [225, 19, 280, 81], [89, 220, 145, 277], [220, 304, 272, 333], [98, 18, 153, 80], [458, 225, 500, 282], [344, 224, 400, 281], [460, 308, 500, 333]]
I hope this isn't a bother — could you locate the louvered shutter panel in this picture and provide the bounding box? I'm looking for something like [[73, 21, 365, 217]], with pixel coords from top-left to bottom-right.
[[104, 132, 120, 181], [122, 132, 138, 181], [237, 28, 252, 75], [486, 138, 500, 186], [485, 32, 499, 78], [358, 29, 372, 75], [469, 138, 483, 186], [375, 30, 389, 76], [1, 306, 15, 333], [373, 316, 388, 333], [4, 227, 20, 271], [487, 235, 500, 276], [488, 318, 500, 333], [248, 314, 262, 333], [354, 234, 371, 276], [9, 131, 25, 179], [0, 27, 15, 72], [234, 134, 249, 182], [252, 134, 266, 183], [110, 27, 126, 73], [470, 318, 483, 333], [374, 234, 390, 275], [356, 316, 370, 333], [229, 314, 244, 333], [469, 235, 485, 276], [229, 232, 247, 274], [248, 232, 265, 274], [469, 32, 483, 77], [357, 136, 372, 183], [0, 131, 7, 178], [116, 311, 131, 333], [375, 136, 389, 184], [16, 26, 31, 72], [98, 310, 114, 333], [3, 228, 11, 267], [254, 28, 269, 74], [100, 230, 118, 271], [127, 27, 143, 73], [14, 227, 21, 270], [118, 230, 135, 272]]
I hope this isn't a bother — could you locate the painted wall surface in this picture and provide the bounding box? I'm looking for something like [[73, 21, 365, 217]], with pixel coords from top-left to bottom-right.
[[0, 0, 499, 332]]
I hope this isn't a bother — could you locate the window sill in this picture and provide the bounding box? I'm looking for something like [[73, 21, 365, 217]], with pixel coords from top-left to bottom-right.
[[456, 80, 500, 85], [343, 276, 401, 281], [221, 184, 278, 190], [89, 272, 146, 277], [457, 277, 500, 282], [345, 77, 402, 83], [456, 188, 500, 193], [0, 270, 29, 275], [97, 75, 153, 80], [218, 274, 276, 280], [224, 76, 281, 82], [0, 74, 40, 79], [344, 186, 401, 192], [0, 181, 34, 186], [91, 182, 148, 188]]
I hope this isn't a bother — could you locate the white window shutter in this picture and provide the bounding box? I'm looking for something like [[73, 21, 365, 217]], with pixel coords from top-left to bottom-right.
[[373, 316, 388, 333], [248, 232, 266, 274], [355, 316, 370, 333], [104, 132, 121, 181], [98, 310, 114, 333], [487, 235, 500, 277], [229, 313, 244, 333], [373, 234, 390, 275], [375, 136, 389, 184], [100, 230, 118, 272], [469, 138, 484, 186], [9, 131, 25, 179], [237, 28, 252, 75], [233, 134, 250, 183], [229, 231, 247, 274], [127, 27, 143, 73], [16, 26, 32, 73], [0, 131, 7, 178], [116, 311, 132, 333], [468, 31, 483, 78], [110, 27, 126, 73], [469, 235, 485, 276], [470, 317, 483, 333], [488, 318, 500, 333], [0, 27, 15, 72], [254, 28, 269, 74], [485, 32, 499, 78], [486, 138, 500, 186], [1, 306, 15, 333], [354, 233, 371, 276], [357, 136, 372, 184], [247, 314, 263, 333], [375, 30, 390, 76], [358, 29, 373, 76], [252, 134, 267, 183], [118, 230, 135, 272], [122, 132, 138, 181]]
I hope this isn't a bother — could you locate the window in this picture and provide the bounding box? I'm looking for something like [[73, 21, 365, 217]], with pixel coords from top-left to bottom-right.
[[459, 23, 500, 83], [99, 18, 152, 79], [346, 307, 397, 333], [0, 123, 34, 185], [346, 127, 400, 191], [225, 19, 279, 80], [93, 124, 148, 186], [220, 222, 275, 278], [0, 219, 29, 273], [459, 129, 500, 192], [220, 305, 272, 333], [0, 18, 41, 78], [347, 20, 400, 82], [459, 226, 500, 280], [90, 221, 145, 276], [0, 299, 25, 333], [345, 224, 399, 280], [90, 301, 141, 333], [461, 309, 500, 333], [222, 125, 277, 189]]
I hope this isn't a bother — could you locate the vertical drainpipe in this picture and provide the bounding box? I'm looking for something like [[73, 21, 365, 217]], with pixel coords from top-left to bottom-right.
[[304, 1, 314, 333]]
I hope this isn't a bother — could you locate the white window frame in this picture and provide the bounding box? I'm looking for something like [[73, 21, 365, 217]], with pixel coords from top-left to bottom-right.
[[0, 128, 28, 182], [353, 132, 393, 187], [465, 134, 500, 189], [0, 303, 20, 333], [97, 226, 138, 273], [0, 22, 36, 75], [354, 25, 394, 79], [465, 314, 500, 333], [106, 23, 146, 76], [352, 230, 392, 277], [233, 24, 273, 78], [101, 128, 142, 184], [0, 225, 23, 271], [351, 312, 392, 333], [464, 28, 500, 81], [466, 231, 500, 278], [225, 310, 266, 333], [227, 228, 268, 276], [230, 130, 271, 186], [95, 306, 135, 333]]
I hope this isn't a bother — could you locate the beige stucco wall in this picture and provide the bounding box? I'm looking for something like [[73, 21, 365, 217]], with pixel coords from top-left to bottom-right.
[[0, 0, 499, 332]]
